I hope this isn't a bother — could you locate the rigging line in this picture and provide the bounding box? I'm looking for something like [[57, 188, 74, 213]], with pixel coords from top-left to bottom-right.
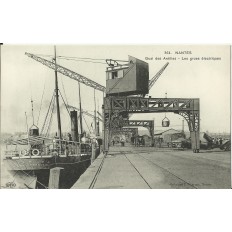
[[37, 82, 46, 126], [45, 97, 55, 137], [26, 176, 38, 189], [47, 107, 55, 137], [58, 56, 129, 63], [57, 57, 106, 64], [60, 76, 69, 107], [41, 92, 55, 134], [58, 89, 80, 135], [34, 54, 54, 58], [13, 159, 48, 189], [57, 56, 107, 61], [82, 114, 91, 133], [58, 89, 71, 116]]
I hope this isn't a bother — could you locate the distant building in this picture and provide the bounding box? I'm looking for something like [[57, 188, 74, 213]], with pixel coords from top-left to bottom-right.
[[154, 128, 186, 147], [137, 129, 152, 146]]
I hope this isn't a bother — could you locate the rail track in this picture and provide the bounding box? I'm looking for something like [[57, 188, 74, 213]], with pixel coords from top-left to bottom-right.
[[89, 150, 198, 189], [135, 153, 198, 189], [88, 152, 107, 189]]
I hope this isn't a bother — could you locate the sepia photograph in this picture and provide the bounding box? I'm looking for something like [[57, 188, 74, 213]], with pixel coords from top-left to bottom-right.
[[0, 45, 231, 189]]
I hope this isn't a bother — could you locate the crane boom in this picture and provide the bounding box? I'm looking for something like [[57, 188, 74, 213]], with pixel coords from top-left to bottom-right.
[[25, 52, 106, 92], [148, 62, 169, 90]]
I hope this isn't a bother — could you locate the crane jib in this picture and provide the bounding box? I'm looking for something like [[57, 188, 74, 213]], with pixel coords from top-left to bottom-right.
[[25, 52, 106, 93]]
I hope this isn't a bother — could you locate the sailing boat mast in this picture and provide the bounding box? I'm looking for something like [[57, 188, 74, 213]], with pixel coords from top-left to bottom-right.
[[54, 46, 62, 139], [31, 99, 35, 125]]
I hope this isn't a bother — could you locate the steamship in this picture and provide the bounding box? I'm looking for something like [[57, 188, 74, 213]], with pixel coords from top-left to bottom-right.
[[2, 49, 100, 189], [3, 116, 97, 189]]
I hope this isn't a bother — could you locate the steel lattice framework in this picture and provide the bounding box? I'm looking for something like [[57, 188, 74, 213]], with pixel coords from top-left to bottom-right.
[[103, 96, 200, 152], [25, 53, 106, 92], [104, 96, 199, 131]]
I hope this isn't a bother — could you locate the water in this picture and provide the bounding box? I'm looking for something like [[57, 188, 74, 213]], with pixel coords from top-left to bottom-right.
[[0, 144, 15, 188]]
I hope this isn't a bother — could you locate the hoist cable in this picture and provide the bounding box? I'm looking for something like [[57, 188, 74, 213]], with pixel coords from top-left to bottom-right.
[[57, 57, 106, 64]]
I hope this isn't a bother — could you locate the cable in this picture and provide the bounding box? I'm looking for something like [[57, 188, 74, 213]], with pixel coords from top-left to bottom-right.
[[60, 78, 69, 109], [35, 54, 128, 63], [58, 89, 70, 116], [58, 89, 80, 137], [82, 114, 91, 134], [34, 54, 54, 58], [57, 57, 106, 65], [58, 56, 107, 61], [45, 97, 55, 137], [9, 160, 48, 189], [41, 93, 55, 134], [37, 82, 46, 126]]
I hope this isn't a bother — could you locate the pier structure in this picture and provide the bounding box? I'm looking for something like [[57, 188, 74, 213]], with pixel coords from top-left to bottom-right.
[[72, 145, 230, 189]]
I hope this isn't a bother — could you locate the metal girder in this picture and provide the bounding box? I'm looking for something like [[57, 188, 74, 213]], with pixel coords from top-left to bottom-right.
[[104, 96, 199, 132], [122, 120, 153, 128], [25, 53, 106, 92], [105, 96, 199, 113]]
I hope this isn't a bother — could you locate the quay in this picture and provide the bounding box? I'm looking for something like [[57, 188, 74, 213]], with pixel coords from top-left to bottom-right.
[[72, 144, 231, 189]]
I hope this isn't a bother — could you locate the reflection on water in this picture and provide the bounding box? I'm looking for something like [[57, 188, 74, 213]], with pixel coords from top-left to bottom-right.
[[1, 144, 15, 188], [1, 144, 38, 189]]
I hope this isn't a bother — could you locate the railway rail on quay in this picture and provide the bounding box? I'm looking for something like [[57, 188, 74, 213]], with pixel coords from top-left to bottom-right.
[[72, 144, 231, 189]]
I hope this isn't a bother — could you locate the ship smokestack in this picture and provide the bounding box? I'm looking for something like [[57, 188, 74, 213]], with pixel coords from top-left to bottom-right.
[[70, 110, 78, 141]]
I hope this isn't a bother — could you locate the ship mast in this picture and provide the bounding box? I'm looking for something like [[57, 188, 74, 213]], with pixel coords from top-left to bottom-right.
[[54, 46, 62, 139], [78, 81, 83, 136]]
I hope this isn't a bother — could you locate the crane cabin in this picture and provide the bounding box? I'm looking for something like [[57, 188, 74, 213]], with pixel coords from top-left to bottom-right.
[[106, 56, 149, 96]]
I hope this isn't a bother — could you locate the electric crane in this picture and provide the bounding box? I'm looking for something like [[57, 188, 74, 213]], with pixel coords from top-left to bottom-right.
[[25, 52, 168, 93]]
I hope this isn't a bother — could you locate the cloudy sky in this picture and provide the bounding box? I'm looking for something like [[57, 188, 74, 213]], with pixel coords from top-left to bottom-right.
[[1, 45, 230, 134]]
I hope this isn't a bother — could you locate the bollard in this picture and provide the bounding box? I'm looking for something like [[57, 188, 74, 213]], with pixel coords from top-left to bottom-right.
[[48, 167, 64, 189]]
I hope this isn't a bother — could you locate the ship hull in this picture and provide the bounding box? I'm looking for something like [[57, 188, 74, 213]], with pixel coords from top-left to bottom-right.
[[3, 147, 100, 189], [3, 154, 92, 189]]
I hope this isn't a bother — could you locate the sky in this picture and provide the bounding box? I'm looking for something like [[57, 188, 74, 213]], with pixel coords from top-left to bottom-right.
[[1, 45, 231, 134]]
